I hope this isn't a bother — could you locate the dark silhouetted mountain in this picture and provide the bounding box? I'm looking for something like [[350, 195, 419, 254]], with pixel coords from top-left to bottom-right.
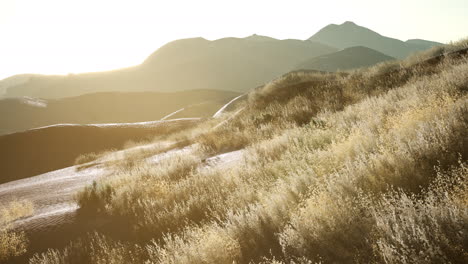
[[308, 21, 443, 58], [3, 38, 336, 98], [0, 89, 239, 135], [295, 46, 395, 72]]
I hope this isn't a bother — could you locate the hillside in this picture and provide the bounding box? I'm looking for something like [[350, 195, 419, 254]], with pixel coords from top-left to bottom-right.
[[3, 38, 336, 98], [3, 41, 467, 264], [0, 90, 239, 135], [2, 23, 444, 99], [0, 74, 37, 96], [406, 39, 444, 49], [295, 46, 395, 72], [0, 118, 199, 184], [309, 21, 443, 58]]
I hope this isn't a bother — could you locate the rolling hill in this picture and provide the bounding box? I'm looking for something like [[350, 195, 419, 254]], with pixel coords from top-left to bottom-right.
[[0, 89, 239, 135], [295, 46, 395, 72], [406, 39, 445, 50], [308, 21, 443, 58], [4, 42, 467, 264], [2, 37, 336, 98], [2, 22, 443, 99], [0, 118, 199, 184], [0, 74, 37, 96]]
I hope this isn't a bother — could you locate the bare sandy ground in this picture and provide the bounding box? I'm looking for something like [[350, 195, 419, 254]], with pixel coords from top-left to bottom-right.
[[0, 161, 109, 232], [1, 98, 245, 235], [0, 145, 243, 233]]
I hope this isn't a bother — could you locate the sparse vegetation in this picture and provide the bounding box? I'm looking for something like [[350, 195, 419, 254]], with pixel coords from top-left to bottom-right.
[[0, 200, 34, 262], [75, 152, 101, 165], [29, 41, 468, 263]]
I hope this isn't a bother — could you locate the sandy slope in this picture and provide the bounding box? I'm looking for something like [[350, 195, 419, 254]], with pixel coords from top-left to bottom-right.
[[1, 145, 243, 233], [0, 102, 244, 262], [0, 118, 201, 184], [0, 161, 108, 232]]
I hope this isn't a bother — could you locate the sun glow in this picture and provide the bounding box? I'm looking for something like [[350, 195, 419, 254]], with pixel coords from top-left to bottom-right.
[[0, 0, 467, 80]]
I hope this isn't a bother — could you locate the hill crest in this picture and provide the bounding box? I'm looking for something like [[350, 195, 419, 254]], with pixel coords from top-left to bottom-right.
[[309, 21, 442, 58], [296, 46, 395, 72]]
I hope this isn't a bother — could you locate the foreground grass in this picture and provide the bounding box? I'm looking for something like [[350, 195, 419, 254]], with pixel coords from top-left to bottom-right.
[[30, 42, 468, 263], [0, 200, 34, 262]]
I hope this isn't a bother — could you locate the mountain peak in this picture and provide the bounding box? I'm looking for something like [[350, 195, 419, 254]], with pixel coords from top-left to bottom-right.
[[342, 21, 357, 26], [244, 34, 277, 42], [308, 22, 435, 59], [313, 21, 376, 36]]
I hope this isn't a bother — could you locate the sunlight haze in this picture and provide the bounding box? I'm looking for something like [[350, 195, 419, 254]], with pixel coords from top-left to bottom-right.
[[0, 0, 466, 80], [1, 0, 467, 262]]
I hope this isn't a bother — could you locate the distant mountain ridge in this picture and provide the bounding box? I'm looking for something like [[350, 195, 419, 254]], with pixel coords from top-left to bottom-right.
[[405, 39, 444, 50], [308, 21, 443, 58], [1, 21, 443, 98], [3, 37, 336, 98], [0, 74, 37, 96], [296, 46, 395, 72]]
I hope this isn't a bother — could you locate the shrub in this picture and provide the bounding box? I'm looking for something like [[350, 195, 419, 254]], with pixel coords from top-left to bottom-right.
[[370, 163, 468, 264], [74, 152, 100, 165], [0, 200, 34, 262], [28, 43, 468, 263]]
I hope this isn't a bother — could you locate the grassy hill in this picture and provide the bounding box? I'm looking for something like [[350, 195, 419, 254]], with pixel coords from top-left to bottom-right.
[[0, 89, 239, 135], [5, 40, 466, 264], [295, 46, 395, 72], [3, 38, 336, 98], [309, 21, 443, 58]]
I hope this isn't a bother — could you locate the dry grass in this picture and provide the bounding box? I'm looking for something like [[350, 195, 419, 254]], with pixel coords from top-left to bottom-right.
[[30, 42, 468, 263], [370, 163, 468, 263], [0, 200, 34, 262], [74, 152, 101, 165]]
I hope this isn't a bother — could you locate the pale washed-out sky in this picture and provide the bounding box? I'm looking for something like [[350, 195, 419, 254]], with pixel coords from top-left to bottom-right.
[[0, 0, 467, 80]]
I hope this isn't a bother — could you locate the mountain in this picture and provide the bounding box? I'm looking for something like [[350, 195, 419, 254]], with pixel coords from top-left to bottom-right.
[[295, 46, 395, 72], [2, 23, 444, 99], [406, 39, 444, 50], [0, 74, 37, 97], [308, 21, 443, 58], [243, 34, 277, 42], [0, 89, 239, 135], [3, 37, 336, 99]]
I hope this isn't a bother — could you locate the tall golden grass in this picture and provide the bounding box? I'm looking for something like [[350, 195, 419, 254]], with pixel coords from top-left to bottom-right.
[[0, 200, 34, 262], [31, 41, 468, 263]]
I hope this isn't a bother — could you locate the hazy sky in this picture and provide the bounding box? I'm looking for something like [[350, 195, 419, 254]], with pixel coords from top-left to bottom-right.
[[0, 0, 467, 80]]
